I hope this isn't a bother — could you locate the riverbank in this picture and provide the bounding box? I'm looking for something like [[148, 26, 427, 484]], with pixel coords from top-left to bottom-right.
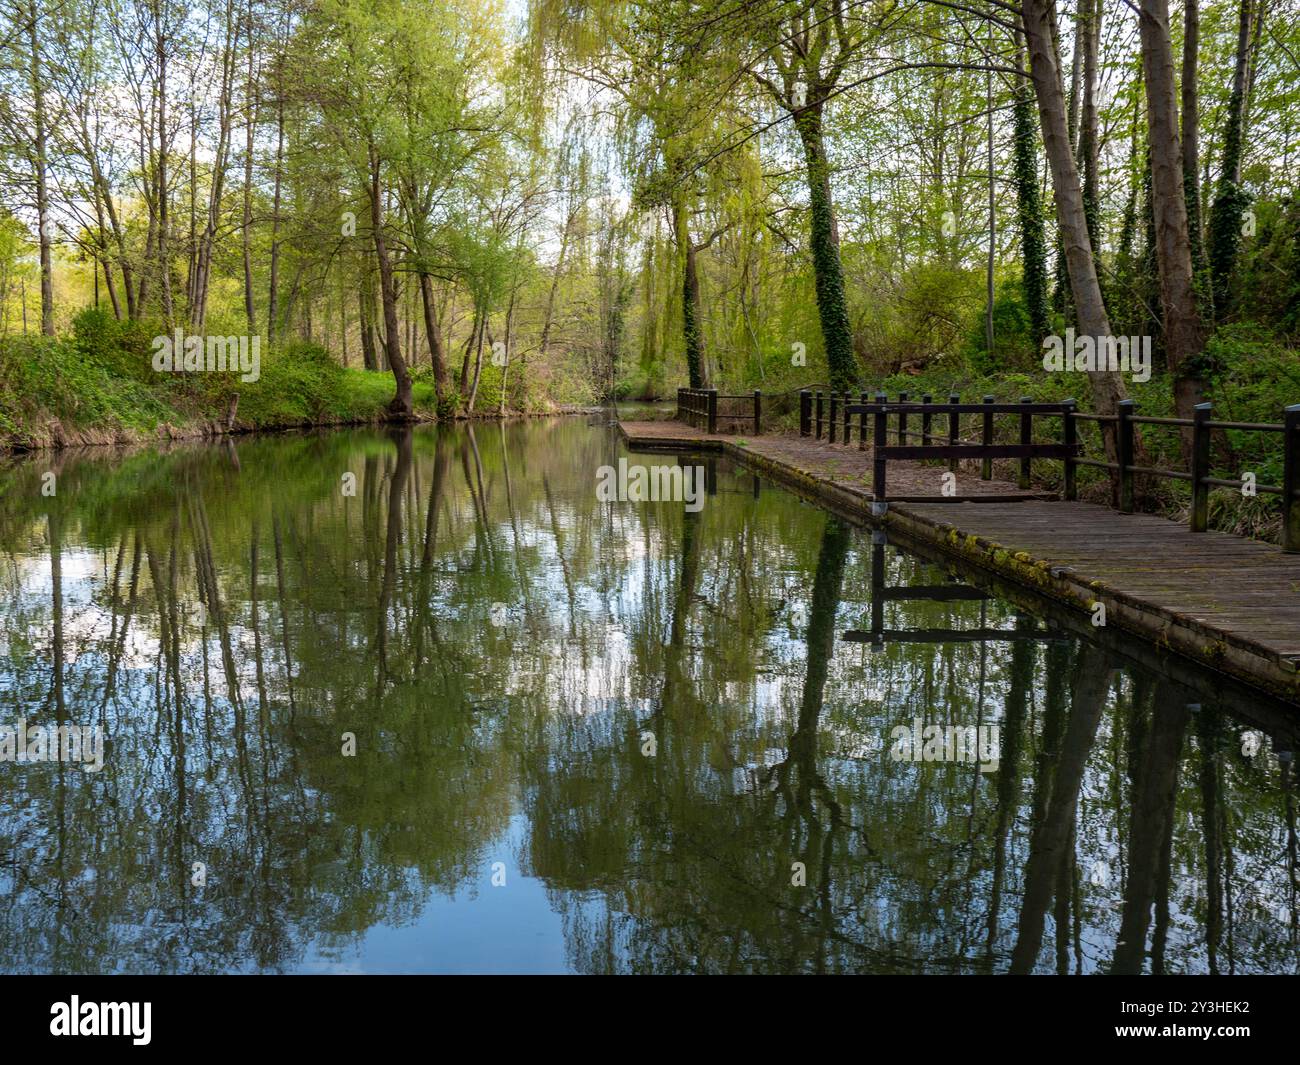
[[619, 419, 1300, 704], [0, 310, 586, 454]]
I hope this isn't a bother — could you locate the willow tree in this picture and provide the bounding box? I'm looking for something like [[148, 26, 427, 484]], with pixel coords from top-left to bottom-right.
[[528, 0, 747, 390]]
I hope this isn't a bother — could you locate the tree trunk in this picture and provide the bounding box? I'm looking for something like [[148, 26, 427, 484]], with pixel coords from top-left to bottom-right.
[[27, 0, 54, 335], [795, 104, 856, 392], [1207, 0, 1255, 316], [467, 303, 486, 413], [267, 91, 284, 343], [1138, 0, 1208, 435], [1078, 0, 1102, 278], [360, 267, 378, 371], [369, 146, 413, 417], [155, 4, 173, 324], [1182, 0, 1205, 272], [419, 271, 450, 407], [537, 205, 574, 364], [671, 196, 705, 389], [191, 7, 239, 330], [1013, 44, 1051, 343], [1021, 0, 1128, 458], [241, 2, 257, 331]]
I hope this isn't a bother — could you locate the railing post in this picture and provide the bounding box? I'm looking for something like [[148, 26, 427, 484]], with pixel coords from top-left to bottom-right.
[[815, 391, 823, 439], [1019, 396, 1033, 490], [707, 389, 717, 435], [753, 390, 761, 435], [677, 387, 684, 422], [873, 392, 888, 501], [1062, 399, 1078, 501], [897, 391, 908, 446], [1116, 399, 1135, 513], [843, 390, 851, 441], [799, 389, 811, 437], [1189, 402, 1211, 532], [859, 391, 869, 451], [948, 393, 959, 473], [828, 391, 839, 443], [922, 394, 932, 448], [981, 395, 994, 480], [1283, 404, 1300, 552]]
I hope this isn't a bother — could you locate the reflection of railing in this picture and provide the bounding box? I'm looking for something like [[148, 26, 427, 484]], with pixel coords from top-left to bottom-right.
[[842, 536, 1059, 649], [800, 389, 1300, 552], [675, 388, 763, 434]]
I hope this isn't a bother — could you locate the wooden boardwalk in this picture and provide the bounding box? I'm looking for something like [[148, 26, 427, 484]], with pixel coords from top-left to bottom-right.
[[619, 419, 1053, 500], [619, 419, 1300, 703]]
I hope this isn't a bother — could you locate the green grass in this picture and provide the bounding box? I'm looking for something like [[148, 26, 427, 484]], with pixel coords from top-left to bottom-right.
[[0, 309, 437, 448]]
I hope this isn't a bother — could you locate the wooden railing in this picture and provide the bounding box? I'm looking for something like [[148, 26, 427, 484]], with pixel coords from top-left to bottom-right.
[[677, 388, 715, 432], [676, 388, 763, 434], [800, 389, 1300, 552]]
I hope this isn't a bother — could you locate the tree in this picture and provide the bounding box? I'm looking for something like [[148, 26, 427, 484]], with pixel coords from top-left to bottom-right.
[[1020, 0, 1128, 452], [1207, 0, 1258, 317], [745, 0, 868, 392], [1137, 0, 1208, 433]]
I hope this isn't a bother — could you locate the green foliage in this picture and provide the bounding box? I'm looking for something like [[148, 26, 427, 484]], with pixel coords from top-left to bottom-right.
[[0, 332, 171, 438], [0, 325, 436, 447], [965, 285, 1036, 376]]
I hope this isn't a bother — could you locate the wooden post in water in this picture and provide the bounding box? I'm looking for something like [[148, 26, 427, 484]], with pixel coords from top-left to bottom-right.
[[1189, 402, 1212, 532], [1116, 399, 1135, 513]]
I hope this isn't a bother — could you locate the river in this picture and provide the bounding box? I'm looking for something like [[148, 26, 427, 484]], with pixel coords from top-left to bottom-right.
[[0, 415, 1294, 973]]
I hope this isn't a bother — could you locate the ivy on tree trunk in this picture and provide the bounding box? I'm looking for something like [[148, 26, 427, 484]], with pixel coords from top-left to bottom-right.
[[796, 106, 856, 393], [1013, 52, 1052, 344]]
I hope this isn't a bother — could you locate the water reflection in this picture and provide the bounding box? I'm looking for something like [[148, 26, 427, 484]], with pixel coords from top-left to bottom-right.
[[0, 419, 1295, 973]]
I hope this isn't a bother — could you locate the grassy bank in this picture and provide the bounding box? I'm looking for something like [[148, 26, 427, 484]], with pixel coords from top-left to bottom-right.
[[0, 308, 456, 451]]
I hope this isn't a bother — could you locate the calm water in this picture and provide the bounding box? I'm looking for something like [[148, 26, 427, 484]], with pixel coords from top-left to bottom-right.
[[0, 416, 1295, 974]]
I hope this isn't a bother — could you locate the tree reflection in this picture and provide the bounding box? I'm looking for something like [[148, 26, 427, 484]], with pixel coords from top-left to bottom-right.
[[0, 420, 1295, 973]]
